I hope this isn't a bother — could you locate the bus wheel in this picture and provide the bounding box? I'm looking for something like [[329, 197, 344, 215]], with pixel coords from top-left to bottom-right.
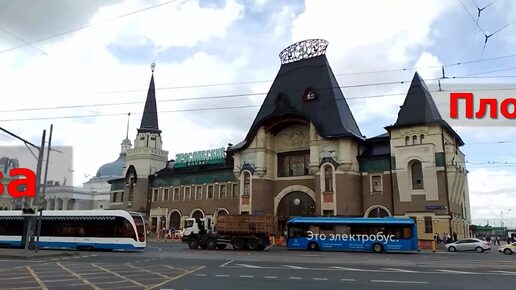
[[308, 242, 319, 251], [372, 243, 383, 253], [232, 238, 246, 250], [188, 238, 199, 249], [207, 239, 217, 250], [247, 238, 260, 251], [216, 244, 227, 250]]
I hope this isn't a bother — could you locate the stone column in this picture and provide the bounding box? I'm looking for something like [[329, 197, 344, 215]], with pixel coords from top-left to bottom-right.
[[62, 198, 69, 211]]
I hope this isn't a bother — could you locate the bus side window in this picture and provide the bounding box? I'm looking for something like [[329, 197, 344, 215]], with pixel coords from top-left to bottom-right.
[[335, 225, 350, 235], [319, 224, 335, 235]]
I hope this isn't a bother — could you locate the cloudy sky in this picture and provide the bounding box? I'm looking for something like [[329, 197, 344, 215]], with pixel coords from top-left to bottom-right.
[[0, 0, 515, 226]]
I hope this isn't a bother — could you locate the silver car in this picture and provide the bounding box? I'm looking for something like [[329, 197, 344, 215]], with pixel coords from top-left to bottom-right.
[[445, 238, 491, 253]]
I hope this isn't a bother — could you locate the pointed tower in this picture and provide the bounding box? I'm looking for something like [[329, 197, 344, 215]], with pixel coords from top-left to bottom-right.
[[120, 113, 132, 154], [124, 64, 168, 213], [386, 72, 470, 241]]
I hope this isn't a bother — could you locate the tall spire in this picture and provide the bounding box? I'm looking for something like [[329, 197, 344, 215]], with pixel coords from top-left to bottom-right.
[[120, 112, 132, 154], [125, 112, 130, 140], [138, 63, 161, 134]]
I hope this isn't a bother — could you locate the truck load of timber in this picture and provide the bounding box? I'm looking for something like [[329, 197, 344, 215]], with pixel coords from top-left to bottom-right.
[[215, 214, 275, 235]]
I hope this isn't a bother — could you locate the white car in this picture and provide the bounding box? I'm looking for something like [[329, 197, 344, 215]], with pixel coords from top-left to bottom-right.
[[498, 242, 516, 255], [445, 238, 491, 253]]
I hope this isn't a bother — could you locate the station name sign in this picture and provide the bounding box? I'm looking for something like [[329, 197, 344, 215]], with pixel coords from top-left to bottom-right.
[[175, 147, 225, 168]]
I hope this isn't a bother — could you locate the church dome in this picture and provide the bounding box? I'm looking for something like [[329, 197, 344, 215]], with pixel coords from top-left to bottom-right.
[[95, 153, 126, 177]]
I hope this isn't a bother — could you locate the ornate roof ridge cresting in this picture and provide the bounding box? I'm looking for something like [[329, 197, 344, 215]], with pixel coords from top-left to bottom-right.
[[279, 39, 329, 64]]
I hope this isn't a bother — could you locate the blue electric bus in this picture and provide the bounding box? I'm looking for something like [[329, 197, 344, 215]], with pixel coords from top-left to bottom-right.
[[286, 217, 418, 253]]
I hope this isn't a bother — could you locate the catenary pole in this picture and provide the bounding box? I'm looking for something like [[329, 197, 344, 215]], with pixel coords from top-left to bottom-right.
[[24, 129, 46, 257], [35, 124, 53, 252]]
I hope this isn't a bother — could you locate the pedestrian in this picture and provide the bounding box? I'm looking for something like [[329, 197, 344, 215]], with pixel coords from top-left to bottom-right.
[[437, 233, 441, 244], [446, 233, 451, 243], [453, 232, 457, 242], [507, 236, 512, 245]]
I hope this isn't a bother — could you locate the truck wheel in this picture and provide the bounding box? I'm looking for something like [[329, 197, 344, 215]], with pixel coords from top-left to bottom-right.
[[247, 238, 260, 251], [207, 239, 217, 250], [233, 238, 246, 250], [200, 243, 208, 249], [216, 244, 227, 250], [188, 238, 199, 249]]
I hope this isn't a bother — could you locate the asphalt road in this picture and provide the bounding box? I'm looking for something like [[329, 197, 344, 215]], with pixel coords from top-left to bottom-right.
[[0, 242, 514, 290]]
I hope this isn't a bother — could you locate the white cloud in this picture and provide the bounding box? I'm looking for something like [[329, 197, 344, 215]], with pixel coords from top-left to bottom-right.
[[468, 168, 516, 227]]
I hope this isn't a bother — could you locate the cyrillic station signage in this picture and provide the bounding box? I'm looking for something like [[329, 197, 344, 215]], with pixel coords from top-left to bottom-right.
[[175, 147, 225, 168]]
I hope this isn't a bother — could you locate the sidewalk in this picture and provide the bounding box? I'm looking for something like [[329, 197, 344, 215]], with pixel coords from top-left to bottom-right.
[[0, 248, 78, 259]]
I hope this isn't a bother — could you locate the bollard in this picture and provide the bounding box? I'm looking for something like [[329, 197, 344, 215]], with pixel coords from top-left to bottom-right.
[[432, 240, 436, 252]]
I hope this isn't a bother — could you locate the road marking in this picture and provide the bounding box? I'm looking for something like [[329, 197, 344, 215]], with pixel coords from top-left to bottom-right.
[[219, 260, 234, 267], [240, 275, 254, 278], [283, 265, 307, 269], [340, 278, 355, 282], [0, 276, 33, 280], [371, 280, 428, 284], [331, 266, 374, 272], [91, 263, 146, 287], [194, 274, 207, 277], [383, 268, 419, 273], [313, 277, 328, 281], [56, 262, 101, 290], [148, 266, 206, 290], [215, 274, 229, 277], [10, 287, 41, 290], [26, 267, 48, 290], [289, 276, 303, 280], [489, 270, 516, 274], [235, 263, 263, 268], [300, 254, 320, 257], [127, 264, 170, 279], [264, 276, 277, 279], [437, 269, 475, 274], [163, 265, 190, 273], [41, 278, 77, 283]]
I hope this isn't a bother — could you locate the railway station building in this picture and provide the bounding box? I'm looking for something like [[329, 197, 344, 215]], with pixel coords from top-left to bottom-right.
[[109, 40, 471, 241]]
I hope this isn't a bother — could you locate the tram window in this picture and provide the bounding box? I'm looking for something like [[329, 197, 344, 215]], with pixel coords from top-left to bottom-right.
[[0, 218, 24, 235]]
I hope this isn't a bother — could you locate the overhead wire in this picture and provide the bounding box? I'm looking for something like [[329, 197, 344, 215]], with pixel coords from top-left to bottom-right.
[[0, 0, 183, 54]]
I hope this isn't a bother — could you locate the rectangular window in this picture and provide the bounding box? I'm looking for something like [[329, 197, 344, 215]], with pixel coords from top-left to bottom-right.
[[173, 188, 180, 201], [371, 175, 382, 193], [120, 192, 124, 202], [219, 184, 227, 199], [207, 185, 214, 199], [152, 189, 159, 202], [424, 217, 433, 234], [232, 183, 239, 198], [111, 192, 117, 202], [196, 186, 203, 200], [184, 187, 191, 201], [277, 150, 310, 177], [163, 188, 169, 201]]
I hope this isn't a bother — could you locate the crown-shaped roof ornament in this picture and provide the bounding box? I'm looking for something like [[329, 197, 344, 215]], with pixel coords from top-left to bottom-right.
[[279, 39, 329, 64]]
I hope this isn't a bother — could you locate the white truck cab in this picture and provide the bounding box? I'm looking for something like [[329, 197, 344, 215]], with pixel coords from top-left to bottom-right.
[[183, 217, 213, 237]]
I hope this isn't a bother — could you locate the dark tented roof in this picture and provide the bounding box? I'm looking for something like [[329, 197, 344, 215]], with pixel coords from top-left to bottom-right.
[[229, 54, 362, 151], [387, 72, 464, 146], [393, 72, 442, 127], [138, 74, 161, 134]]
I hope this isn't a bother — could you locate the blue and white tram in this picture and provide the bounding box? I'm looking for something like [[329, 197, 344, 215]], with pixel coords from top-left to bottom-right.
[[0, 210, 146, 251]]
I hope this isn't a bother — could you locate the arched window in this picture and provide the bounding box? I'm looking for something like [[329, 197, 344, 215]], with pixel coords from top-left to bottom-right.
[[420, 134, 425, 144], [410, 160, 424, 189], [243, 171, 251, 196], [324, 165, 333, 192], [405, 136, 410, 146], [412, 135, 417, 145]]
